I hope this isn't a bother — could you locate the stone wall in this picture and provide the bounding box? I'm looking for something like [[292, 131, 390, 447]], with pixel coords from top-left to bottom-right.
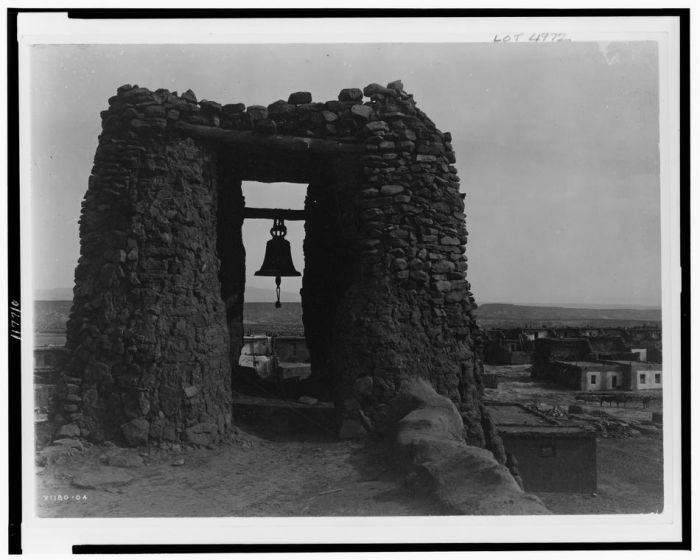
[[56, 81, 488, 447], [326, 82, 483, 438]]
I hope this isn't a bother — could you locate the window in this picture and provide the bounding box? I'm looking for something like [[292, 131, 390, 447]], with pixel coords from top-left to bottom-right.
[[640, 374, 646, 384], [590, 374, 597, 385], [611, 375, 618, 387], [655, 373, 661, 384]]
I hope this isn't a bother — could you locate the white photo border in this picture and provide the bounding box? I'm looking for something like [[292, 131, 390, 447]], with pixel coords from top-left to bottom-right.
[[8, 7, 687, 555]]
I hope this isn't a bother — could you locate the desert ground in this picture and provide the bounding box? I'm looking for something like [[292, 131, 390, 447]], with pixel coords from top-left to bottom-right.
[[35, 404, 445, 517], [35, 363, 663, 517]]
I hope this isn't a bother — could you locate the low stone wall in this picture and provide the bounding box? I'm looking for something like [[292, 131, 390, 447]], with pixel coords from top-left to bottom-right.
[[393, 378, 550, 515]]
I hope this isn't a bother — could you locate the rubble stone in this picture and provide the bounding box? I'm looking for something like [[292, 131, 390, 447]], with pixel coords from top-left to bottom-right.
[[338, 88, 363, 101], [288, 91, 312, 104]]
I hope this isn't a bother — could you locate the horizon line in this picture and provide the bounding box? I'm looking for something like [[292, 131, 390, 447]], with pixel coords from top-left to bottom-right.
[[34, 295, 662, 310]]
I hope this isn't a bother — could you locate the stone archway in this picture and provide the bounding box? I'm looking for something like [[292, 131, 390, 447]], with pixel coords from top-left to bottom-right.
[[53, 82, 487, 447]]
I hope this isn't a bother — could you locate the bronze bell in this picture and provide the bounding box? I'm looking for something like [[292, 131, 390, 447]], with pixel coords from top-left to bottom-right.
[[255, 218, 300, 307]]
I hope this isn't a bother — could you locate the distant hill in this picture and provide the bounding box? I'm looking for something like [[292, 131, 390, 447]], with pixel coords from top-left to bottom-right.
[[34, 287, 73, 301], [473, 303, 661, 328], [243, 302, 304, 335], [32, 300, 306, 336], [34, 300, 660, 338]]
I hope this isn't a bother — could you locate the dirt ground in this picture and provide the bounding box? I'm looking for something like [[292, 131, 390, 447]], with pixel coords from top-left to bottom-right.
[[35, 365, 664, 518], [35, 418, 446, 518], [483, 364, 664, 515]]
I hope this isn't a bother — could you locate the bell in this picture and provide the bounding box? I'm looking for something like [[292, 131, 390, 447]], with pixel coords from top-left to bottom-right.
[[255, 218, 300, 307]]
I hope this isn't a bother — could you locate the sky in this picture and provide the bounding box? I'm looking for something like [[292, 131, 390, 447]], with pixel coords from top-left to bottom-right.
[[27, 41, 661, 306]]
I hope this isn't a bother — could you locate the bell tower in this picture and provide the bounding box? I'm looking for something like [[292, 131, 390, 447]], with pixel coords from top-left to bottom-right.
[[55, 82, 486, 447]]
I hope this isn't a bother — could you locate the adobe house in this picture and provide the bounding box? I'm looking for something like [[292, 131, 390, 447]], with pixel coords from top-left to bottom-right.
[[601, 360, 663, 391], [629, 346, 648, 362], [51, 82, 489, 447], [626, 327, 663, 363], [553, 327, 584, 339], [586, 335, 636, 361], [34, 347, 67, 381], [548, 361, 623, 392], [485, 402, 597, 493], [483, 329, 530, 365], [531, 338, 591, 379]]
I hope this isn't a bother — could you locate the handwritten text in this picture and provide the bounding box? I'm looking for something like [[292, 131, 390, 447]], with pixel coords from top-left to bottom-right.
[[493, 33, 571, 43]]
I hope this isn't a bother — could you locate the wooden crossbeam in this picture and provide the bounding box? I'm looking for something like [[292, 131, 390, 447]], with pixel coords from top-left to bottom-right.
[[173, 122, 362, 154], [242, 207, 306, 221]]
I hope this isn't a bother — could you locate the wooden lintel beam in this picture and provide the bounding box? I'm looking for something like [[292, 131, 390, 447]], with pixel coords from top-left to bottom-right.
[[173, 122, 362, 154], [242, 207, 306, 221]]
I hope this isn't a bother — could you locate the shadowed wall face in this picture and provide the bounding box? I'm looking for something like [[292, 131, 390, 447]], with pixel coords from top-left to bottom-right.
[[56, 82, 486, 446], [59, 132, 233, 445]]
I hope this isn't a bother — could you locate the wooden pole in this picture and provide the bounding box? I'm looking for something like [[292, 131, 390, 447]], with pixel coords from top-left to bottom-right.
[[242, 207, 306, 221], [173, 122, 362, 154]]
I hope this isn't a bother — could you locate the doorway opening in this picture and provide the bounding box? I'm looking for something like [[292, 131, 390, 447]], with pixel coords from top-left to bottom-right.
[[235, 181, 319, 404], [213, 145, 359, 437]]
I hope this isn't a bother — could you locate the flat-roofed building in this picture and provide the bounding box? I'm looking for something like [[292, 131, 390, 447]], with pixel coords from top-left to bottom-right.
[[486, 402, 597, 493], [549, 361, 624, 391], [601, 360, 663, 391]]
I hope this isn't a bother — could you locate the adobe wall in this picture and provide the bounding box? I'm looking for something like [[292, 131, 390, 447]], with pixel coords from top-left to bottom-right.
[[499, 432, 597, 493], [54, 81, 487, 447]]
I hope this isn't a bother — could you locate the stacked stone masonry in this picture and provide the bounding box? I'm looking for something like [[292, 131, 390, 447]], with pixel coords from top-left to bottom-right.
[[56, 80, 488, 448]]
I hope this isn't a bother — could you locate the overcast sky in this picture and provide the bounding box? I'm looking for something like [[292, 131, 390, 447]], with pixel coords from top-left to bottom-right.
[[27, 41, 660, 306]]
